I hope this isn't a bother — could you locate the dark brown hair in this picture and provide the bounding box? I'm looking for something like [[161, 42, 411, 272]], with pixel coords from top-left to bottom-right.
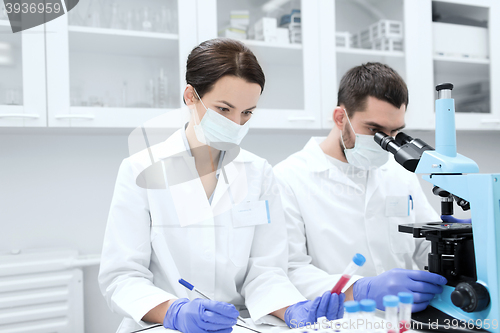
[[337, 62, 408, 117], [185, 38, 265, 102]]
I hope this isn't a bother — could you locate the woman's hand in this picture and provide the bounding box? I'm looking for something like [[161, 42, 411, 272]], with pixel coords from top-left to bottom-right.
[[284, 291, 345, 328], [163, 298, 239, 333]]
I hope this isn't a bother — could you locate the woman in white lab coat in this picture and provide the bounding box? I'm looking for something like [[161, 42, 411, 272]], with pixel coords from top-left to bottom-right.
[[98, 38, 344, 333]]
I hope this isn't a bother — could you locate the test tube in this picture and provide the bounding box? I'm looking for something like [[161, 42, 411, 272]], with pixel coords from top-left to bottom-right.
[[360, 299, 376, 332], [331, 253, 366, 294], [383, 295, 399, 333], [398, 292, 413, 333], [344, 300, 360, 321]]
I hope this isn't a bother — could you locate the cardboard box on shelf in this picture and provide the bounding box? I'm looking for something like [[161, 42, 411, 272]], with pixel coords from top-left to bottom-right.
[[277, 27, 290, 44], [230, 10, 250, 27], [255, 17, 278, 42]]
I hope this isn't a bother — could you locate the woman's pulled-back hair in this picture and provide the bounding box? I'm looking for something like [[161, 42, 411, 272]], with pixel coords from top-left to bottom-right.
[[185, 38, 265, 101]]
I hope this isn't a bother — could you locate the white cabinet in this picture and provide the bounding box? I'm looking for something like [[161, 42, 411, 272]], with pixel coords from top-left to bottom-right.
[[431, 0, 500, 130], [320, 0, 434, 130], [320, 0, 499, 131], [1, 0, 498, 130], [45, 0, 197, 128], [197, 0, 322, 129], [0, 20, 46, 127]]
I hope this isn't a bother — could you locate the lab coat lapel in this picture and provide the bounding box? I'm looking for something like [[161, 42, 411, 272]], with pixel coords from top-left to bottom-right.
[[210, 149, 250, 215], [304, 137, 359, 189], [365, 164, 389, 210], [156, 130, 214, 227]]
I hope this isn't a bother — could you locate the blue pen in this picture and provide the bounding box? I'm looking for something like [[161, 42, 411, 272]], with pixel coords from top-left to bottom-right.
[[408, 194, 413, 215], [179, 279, 252, 327]]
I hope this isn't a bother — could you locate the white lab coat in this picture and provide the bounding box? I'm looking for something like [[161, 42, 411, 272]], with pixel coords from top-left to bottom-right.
[[99, 128, 305, 333], [273, 137, 440, 300]]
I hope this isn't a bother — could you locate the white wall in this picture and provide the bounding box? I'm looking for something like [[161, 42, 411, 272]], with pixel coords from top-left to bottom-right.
[[1, 128, 499, 332]]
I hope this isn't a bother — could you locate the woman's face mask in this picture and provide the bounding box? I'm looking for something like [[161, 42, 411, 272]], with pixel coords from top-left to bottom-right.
[[340, 109, 389, 170], [191, 88, 250, 150]]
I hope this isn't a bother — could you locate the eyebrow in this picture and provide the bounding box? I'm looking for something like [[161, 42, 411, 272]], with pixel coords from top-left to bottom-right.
[[365, 121, 406, 132], [216, 100, 257, 111]]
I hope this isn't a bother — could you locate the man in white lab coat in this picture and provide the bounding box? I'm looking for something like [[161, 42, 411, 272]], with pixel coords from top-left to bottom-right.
[[274, 62, 447, 312]]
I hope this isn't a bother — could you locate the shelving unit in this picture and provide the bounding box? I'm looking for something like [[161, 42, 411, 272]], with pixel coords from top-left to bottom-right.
[[431, 0, 498, 130], [0, 19, 46, 127], [44, 0, 197, 128], [194, 0, 321, 129], [0, 0, 497, 130]]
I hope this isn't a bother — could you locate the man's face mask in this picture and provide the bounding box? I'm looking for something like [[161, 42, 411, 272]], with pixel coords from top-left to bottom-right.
[[340, 108, 390, 170]]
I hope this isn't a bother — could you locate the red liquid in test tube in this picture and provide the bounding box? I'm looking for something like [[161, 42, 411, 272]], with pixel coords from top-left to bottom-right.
[[331, 274, 351, 294], [399, 320, 408, 333], [331, 253, 366, 294]]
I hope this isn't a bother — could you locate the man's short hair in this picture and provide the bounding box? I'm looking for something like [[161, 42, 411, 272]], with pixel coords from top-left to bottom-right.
[[337, 62, 409, 117]]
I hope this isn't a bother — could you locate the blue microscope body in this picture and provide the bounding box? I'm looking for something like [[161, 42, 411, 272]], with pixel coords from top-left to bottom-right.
[[375, 83, 500, 331]]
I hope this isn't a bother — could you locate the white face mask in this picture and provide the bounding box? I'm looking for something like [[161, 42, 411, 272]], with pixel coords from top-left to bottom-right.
[[192, 88, 250, 150], [340, 109, 389, 170]]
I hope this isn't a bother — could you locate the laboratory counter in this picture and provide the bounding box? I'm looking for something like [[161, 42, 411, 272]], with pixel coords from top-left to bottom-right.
[[140, 311, 430, 333]]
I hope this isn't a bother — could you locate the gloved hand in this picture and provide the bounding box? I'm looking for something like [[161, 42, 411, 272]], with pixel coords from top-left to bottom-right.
[[353, 268, 447, 312], [284, 291, 345, 328], [163, 298, 239, 333], [441, 215, 471, 224]]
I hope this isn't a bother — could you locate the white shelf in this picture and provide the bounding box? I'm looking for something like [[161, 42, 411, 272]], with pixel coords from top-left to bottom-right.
[[68, 25, 179, 58], [433, 55, 490, 65], [239, 39, 303, 66], [68, 26, 179, 40], [243, 39, 302, 50], [52, 106, 188, 128], [336, 47, 405, 58]]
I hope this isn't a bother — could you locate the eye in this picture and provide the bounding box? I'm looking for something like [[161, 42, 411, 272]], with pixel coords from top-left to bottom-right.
[[243, 110, 253, 115], [368, 128, 377, 133], [217, 107, 230, 112]]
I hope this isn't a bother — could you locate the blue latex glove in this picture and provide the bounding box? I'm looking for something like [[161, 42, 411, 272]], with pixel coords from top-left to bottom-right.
[[285, 291, 345, 328], [441, 215, 471, 224], [163, 298, 239, 333], [353, 268, 447, 312]]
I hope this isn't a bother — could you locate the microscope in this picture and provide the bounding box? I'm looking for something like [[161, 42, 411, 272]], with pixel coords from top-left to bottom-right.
[[374, 83, 499, 332]]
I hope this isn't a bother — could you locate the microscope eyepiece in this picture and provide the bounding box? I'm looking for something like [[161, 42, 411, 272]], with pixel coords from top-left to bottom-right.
[[374, 132, 389, 148], [395, 132, 413, 146], [374, 131, 434, 173], [374, 132, 401, 155]]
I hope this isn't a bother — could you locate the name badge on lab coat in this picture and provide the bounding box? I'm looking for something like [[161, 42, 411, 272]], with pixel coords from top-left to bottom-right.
[[385, 195, 412, 217], [231, 200, 271, 228]]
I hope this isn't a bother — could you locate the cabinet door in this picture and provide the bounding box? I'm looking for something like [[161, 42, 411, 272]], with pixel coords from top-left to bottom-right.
[[197, 0, 322, 129], [46, 0, 196, 128], [0, 19, 46, 127], [322, 0, 409, 129], [431, 0, 498, 130]]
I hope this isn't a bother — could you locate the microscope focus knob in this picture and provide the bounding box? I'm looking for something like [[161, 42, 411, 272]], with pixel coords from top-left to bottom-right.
[[451, 282, 490, 312]]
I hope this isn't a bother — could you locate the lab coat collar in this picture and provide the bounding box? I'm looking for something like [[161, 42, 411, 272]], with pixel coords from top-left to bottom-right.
[[301, 137, 357, 189], [303, 137, 333, 173], [302, 136, 391, 192], [159, 128, 253, 216]]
